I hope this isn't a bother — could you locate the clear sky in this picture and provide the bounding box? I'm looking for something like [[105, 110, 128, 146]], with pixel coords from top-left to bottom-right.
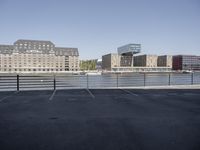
[[0, 0, 199, 59]]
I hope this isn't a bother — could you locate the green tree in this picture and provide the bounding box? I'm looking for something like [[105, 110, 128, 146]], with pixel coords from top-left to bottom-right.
[[80, 60, 97, 71]]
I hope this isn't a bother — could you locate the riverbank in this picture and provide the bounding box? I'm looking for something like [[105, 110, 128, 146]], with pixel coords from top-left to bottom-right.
[[1, 71, 199, 76]]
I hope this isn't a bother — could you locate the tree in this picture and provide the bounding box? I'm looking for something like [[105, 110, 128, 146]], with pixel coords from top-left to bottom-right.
[[80, 60, 97, 71]]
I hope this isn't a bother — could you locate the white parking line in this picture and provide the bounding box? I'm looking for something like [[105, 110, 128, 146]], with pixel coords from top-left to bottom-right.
[[49, 90, 56, 101], [0, 91, 20, 102], [85, 89, 95, 99], [120, 89, 138, 96]]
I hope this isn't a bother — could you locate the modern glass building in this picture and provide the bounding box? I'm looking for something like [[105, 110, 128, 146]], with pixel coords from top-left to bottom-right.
[[117, 44, 141, 55], [117, 44, 141, 67], [173, 55, 200, 71]]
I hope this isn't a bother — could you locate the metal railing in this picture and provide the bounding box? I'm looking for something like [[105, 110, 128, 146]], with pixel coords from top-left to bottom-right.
[[0, 72, 200, 91]]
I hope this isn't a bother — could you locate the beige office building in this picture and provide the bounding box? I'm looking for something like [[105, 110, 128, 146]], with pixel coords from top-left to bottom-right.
[[157, 55, 172, 67], [102, 53, 120, 70], [134, 55, 158, 67], [0, 40, 79, 73]]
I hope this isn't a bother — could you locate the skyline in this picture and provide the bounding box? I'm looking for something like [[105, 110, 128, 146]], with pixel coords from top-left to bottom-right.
[[0, 0, 200, 60]]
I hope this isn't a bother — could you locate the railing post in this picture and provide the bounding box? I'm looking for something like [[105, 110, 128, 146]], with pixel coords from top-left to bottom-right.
[[17, 75, 19, 91], [191, 72, 194, 85], [116, 73, 119, 88], [168, 73, 171, 86], [87, 74, 89, 89], [144, 73, 146, 86], [53, 75, 56, 91]]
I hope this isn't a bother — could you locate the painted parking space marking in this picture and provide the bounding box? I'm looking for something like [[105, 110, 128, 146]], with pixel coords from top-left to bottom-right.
[[85, 89, 95, 99], [0, 91, 20, 102], [49, 90, 56, 101], [120, 89, 138, 96]]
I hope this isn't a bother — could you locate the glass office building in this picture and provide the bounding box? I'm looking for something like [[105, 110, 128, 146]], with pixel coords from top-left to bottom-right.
[[117, 44, 141, 55], [117, 44, 141, 67]]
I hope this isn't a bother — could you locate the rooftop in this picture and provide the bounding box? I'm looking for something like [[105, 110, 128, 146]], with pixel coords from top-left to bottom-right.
[[0, 89, 200, 150]]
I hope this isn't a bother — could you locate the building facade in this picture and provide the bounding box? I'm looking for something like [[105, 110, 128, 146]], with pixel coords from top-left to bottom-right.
[[173, 55, 200, 71], [0, 39, 79, 73], [157, 55, 172, 67], [102, 53, 120, 70], [134, 55, 158, 67], [117, 44, 141, 67]]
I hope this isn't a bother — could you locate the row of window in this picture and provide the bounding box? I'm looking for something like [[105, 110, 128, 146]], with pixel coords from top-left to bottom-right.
[[17, 47, 53, 50], [0, 68, 79, 72], [1, 64, 76, 67], [1, 63, 78, 67], [16, 43, 54, 47], [0, 58, 76, 62], [0, 61, 78, 64], [13, 54, 58, 56]]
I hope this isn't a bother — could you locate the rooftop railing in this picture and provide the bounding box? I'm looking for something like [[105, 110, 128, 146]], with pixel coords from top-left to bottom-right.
[[0, 72, 200, 91]]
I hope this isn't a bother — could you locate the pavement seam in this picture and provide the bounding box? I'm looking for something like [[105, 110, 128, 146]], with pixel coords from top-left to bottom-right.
[[85, 89, 95, 99], [49, 90, 56, 101], [0, 91, 20, 102], [120, 89, 138, 96]]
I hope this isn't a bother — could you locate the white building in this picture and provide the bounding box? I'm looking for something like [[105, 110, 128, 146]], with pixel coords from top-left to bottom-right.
[[0, 39, 79, 73]]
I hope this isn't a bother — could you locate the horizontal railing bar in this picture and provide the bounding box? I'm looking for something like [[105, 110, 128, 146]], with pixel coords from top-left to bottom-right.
[[56, 85, 83, 87], [0, 81, 17, 84], [0, 78, 17, 80], [19, 77, 53, 80], [19, 86, 54, 88], [56, 83, 87, 85], [19, 80, 53, 83], [0, 76, 17, 77], [0, 84, 17, 86], [20, 75, 53, 77], [0, 87, 17, 89], [19, 84, 53, 86]]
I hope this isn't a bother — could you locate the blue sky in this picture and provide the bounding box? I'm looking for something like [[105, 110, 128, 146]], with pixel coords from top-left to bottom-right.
[[0, 0, 199, 59]]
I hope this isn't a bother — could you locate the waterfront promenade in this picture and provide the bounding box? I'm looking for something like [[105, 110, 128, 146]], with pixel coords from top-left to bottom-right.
[[0, 89, 200, 150]]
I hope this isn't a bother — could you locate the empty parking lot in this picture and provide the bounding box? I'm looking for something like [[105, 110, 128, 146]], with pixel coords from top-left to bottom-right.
[[0, 89, 200, 150]]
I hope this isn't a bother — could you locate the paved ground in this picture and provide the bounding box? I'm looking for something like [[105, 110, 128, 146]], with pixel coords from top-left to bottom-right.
[[0, 89, 200, 150]]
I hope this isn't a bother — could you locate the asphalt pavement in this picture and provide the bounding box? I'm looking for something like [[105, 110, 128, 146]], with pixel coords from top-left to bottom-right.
[[0, 89, 200, 150]]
